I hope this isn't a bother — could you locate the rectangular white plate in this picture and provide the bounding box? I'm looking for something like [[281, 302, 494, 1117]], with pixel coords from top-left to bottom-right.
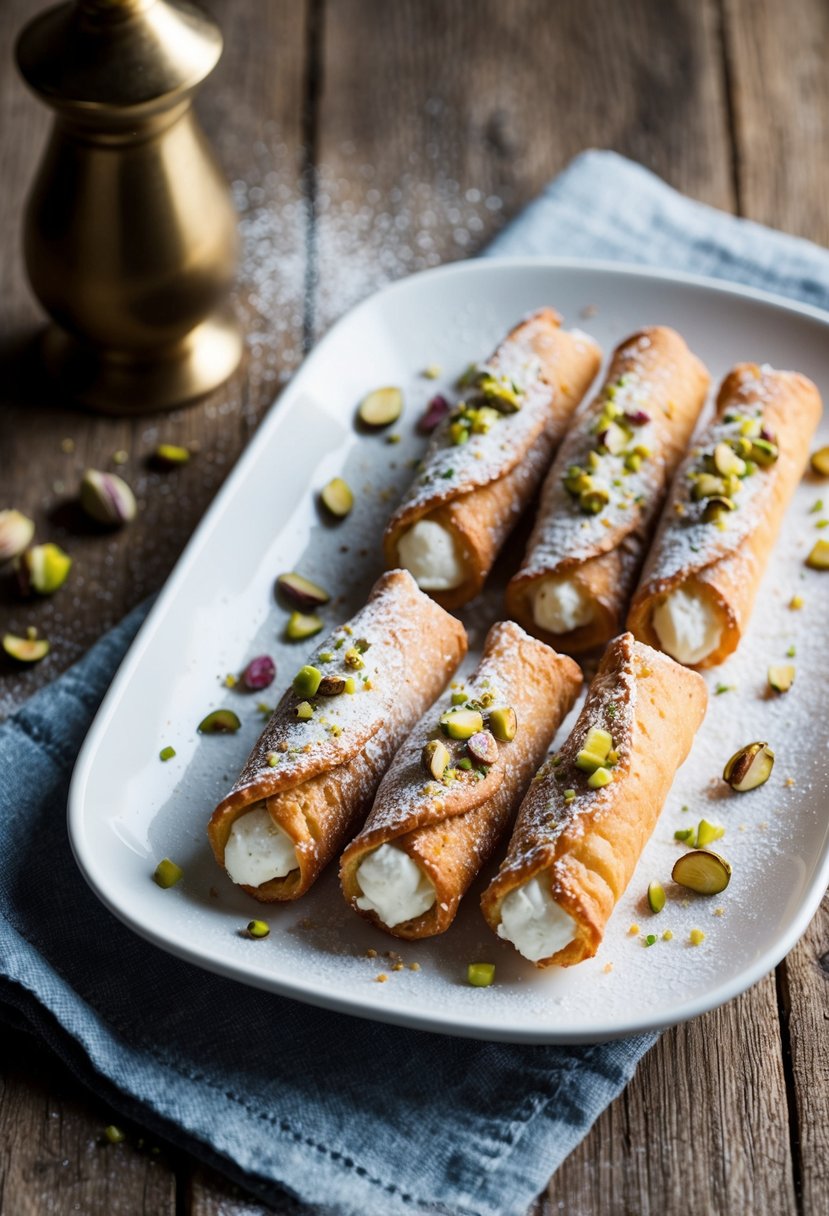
[[69, 259, 829, 1044]]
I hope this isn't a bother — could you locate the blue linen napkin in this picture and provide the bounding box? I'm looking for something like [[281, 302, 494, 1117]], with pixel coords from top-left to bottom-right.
[[3, 150, 829, 1216]]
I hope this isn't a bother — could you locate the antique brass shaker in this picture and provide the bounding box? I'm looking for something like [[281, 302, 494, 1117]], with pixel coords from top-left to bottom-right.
[[15, 0, 243, 414]]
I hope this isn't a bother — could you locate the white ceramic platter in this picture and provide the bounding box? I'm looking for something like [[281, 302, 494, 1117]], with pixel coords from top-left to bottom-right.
[[69, 259, 829, 1044]]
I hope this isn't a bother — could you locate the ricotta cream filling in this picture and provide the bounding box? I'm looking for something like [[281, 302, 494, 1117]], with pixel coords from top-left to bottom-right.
[[497, 876, 576, 962], [397, 520, 464, 591], [355, 843, 437, 926], [224, 805, 299, 886], [532, 576, 594, 634], [652, 585, 722, 666]]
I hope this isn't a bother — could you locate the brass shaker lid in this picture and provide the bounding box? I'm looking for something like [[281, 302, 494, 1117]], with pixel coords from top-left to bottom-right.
[[16, 0, 223, 113]]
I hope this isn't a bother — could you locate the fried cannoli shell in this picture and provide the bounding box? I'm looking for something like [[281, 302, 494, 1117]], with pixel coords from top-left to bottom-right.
[[384, 309, 601, 609], [208, 570, 467, 901], [506, 327, 710, 654], [340, 621, 582, 939], [627, 364, 822, 668], [481, 633, 707, 967]]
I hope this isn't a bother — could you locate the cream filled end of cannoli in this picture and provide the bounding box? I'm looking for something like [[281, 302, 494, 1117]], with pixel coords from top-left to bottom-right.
[[354, 843, 437, 927], [222, 803, 300, 886], [650, 584, 723, 666], [496, 875, 577, 962], [531, 576, 595, 636], [397, 519, 465, 592]]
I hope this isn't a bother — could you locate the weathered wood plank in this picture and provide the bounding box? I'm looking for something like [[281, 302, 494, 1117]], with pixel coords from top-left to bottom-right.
[[0, 0, 308, 720], [0, 1027, 175, 1216], [188, 1166, 283, 1215], [312, 0, 735, 333]]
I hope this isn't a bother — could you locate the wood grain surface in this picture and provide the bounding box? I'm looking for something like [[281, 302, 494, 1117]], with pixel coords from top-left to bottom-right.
[[1, 2, 827, 1214]]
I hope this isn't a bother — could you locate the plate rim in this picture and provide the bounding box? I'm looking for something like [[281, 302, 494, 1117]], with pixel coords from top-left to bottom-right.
[[67, 256, 829, 1044]]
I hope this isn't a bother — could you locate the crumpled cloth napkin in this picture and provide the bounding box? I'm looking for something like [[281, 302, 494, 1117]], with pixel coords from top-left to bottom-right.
[[3, 150, 829, 1216]]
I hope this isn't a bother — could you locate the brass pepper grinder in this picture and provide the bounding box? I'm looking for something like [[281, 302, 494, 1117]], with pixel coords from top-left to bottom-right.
[[15, 0, 243, 414]]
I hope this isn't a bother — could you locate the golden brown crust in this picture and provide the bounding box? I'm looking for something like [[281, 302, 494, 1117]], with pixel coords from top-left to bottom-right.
[[481, 633, 707, 966], [506, 327, 710, 654], [340, 621, 582, 939], [627, 364, 822, 668], [207, 570, 467, 901], [383, 309, 601, 609]]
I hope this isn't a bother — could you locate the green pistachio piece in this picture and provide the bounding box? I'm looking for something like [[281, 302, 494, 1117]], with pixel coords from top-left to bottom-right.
[[457, 757, 473, 771], [439, 707, 484, 740], [2, 631, 50, 663], [449, 420, 470, 446], [152, 443, 190, 468], [672, 849, 732, 895], [451, 691, 468, 706], [768, 664, 795, 693], [806, 539, 829, 570], [276, 572, 330, 609], [198, 709, 241, 734], [80, 469, 137, 526], [696, 819, 725, 847], [810, 446, 829, 477], [285, 611, 324, 641], [692, 473, 727, 501], [587, 767, 613, 789], [246, 919, 270, 939], [623, 452, 642, 473], [153, 858, 183, 888], [292, 665, 322, 697], [344, 646, 364, 670], [471, 405, 501, 434], [104, 1125, 126, 1144], [317, 674, 346, 696], [713, 442, 746, 478], [343, 676, 357, 694], [0, 510, 35, 562], [703, 495, 736, 523], [750, 438, 778, 466], [467, 962, 495, 987], [320, 477, 354, 518], [739, 417, 762, 438], [647, 881, 666, 914], [488, 706, 517, 742], [295, 700, 314, 720], [159, 746, 176, 762], [476, 373, 522, 413], [579, 484, 610, 514], [358, 386, 403, 427], [422, 738, 451, 780], [16, 543, 72, 596], [723, 741, 774, 792]]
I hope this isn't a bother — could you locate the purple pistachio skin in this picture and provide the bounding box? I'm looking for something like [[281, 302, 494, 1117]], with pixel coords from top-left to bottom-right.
[[624, 409, 651, 426], [418, 394, 450, 434], [467, 730, 498, 766], [242, 655, 276, 691]]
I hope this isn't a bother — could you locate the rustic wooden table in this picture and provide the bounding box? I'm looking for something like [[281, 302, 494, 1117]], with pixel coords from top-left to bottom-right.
[[1, 1, 827, 1213]]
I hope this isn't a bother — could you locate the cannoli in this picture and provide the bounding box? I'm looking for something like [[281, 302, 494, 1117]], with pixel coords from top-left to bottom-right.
[[481, 632, 707, 966], [505, 327, 709, 654], [207, 570, 467, 901], [628, 363, 822, 668], [384, 309, 601, 609], [340, 621, 581, 939]]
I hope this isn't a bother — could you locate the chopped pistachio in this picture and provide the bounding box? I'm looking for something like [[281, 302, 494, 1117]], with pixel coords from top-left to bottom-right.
[[467, 730, 498, 766], [439, 707, 483, 740], [488, 706, 517, 742], [343, 646, 364, 670], [104, 1125, 126, 1144], [789, 594, 804, 610], [292, 665, 322, 697], [786, 644, 796, 658], [672, 850, 732, 895], [246, 919, 270, 939], [2, 632, 50, 663], [423, 364, 442, 380], [587, 767, 613, 789], [714, 683, 734, 695], [580, 484, 611, 514], [723, 741, 774, 792], [318, 674, 346, 696], [159, 746, 176, 762], [811, 499, 825, 514], [647, 881, 666, 914], [689, 928, 706, 946], [422, 738, 451, 780], [320, 477, 354, 518], [152, 443, 190, 468], [662, 929, 674, 942], [805, 539, 829, 570], [644, 934, 657, 947], [575, 726, 613, 773], [295, 701, 314, 721], [344, 676, 357, 694], [266, 752, 279, 767], [467, 962, 495, 987], [696, 819, 725, 847], [285, 611, 324, 641], [197, 709, 241, 734], [810, 447, 829, 477], [703, 495, 735, 524], [358, 386, 403, 427], [674, 827, 696, 845], [563, 788, 576, 802], [714, 443, 746, 477], [457, 757, 473, 771], [628, 923, 640, 936], [79, 469, 137, 527], [276, 572, 330, 609], [768, 664, 795, 693], [153, 858, 183, 888], [0, 510, 35, 562], [451, 691, 467, 706], [16, 543, 72, 596]]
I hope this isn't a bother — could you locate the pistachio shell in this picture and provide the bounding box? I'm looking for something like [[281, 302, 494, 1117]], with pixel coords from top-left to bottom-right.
[[80, 469, 137, 527], [16, 543, 72, 596]]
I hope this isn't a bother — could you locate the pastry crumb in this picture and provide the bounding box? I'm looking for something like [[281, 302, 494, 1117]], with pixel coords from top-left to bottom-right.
[[375, 973, 388, 983], [603, 962, 613, 974]]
